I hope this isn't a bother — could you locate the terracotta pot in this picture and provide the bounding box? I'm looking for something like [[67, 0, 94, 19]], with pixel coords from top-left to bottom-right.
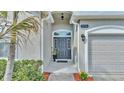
[[73, 73, 81, 81], [85, 77, 94, 81], [43, 72, 50, 81], [73, 73, 94, 81]]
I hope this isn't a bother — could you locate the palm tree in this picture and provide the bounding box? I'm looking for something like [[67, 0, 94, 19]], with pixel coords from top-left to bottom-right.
[[0, 11, 39, 81]]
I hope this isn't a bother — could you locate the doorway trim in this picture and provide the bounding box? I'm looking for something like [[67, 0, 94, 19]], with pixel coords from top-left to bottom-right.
[[52, 29, 72, 62]]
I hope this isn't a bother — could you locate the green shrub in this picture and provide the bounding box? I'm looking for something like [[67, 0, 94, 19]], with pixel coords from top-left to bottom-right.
[[12, 60, 44, 81], [80, 72, 88, 80], [0, 59, 7, 80], [0, 59, 44, 81]]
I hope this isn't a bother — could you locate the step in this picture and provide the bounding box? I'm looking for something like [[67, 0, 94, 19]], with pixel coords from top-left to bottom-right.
[[48, 73, 74, 81]]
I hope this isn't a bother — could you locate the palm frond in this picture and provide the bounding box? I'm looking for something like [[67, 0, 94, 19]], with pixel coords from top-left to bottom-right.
[[0, 11, 8, 18], [0, 12, 40, 47], [11, 16, 39, 33]]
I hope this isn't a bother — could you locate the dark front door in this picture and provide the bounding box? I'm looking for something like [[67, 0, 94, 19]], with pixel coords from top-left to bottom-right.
[[54, 37, 71, 59]]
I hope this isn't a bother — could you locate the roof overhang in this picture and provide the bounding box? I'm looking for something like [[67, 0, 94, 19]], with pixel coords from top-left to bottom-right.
[[70, 11, 124, 23]]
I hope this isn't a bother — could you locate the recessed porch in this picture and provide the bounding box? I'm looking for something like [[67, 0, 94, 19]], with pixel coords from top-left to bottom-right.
[[43, 11, 78, 74]]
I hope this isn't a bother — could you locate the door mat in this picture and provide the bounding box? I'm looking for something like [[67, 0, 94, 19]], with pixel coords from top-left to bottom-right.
[[57, 60, 67, 63]]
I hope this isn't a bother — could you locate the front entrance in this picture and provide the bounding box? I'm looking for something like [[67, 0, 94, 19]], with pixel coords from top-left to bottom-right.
[[54, 37, 71, 59], [52, 30, 72, 62]]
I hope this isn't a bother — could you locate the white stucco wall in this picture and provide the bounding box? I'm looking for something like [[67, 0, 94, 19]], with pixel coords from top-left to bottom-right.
[[43, 19, 52, 66], [52, 24, 73, 31], [17, 30, 41, 60]]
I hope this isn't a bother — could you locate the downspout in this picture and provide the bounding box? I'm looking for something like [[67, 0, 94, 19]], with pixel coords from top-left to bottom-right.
[[71, 19, 80, 72], [40, 12, 51, 73]]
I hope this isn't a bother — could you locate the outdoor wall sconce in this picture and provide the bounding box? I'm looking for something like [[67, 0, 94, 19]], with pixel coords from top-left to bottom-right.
[[81, 34, 85, 42], [61, 13, 64, 20]]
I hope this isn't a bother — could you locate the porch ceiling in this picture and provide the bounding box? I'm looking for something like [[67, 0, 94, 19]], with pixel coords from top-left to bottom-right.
[[51, 11, 72, 24]]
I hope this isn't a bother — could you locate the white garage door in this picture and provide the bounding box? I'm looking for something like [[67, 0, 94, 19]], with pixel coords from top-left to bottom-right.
[[88, 34, 124, 73]]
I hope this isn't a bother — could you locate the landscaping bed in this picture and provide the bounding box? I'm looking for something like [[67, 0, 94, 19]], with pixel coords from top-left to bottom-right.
[[0, 59, 45, 81]]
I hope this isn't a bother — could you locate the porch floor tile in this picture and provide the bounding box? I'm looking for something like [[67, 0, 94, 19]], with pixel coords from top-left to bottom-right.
[[43, 62, 78, 73], [48, 73, 74, 81]]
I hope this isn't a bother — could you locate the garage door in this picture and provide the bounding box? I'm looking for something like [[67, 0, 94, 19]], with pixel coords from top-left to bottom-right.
[[88, 34, 124, 73]]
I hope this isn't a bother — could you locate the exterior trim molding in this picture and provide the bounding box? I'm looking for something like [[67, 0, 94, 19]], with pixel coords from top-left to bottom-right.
[[87, 25, 124, 33]]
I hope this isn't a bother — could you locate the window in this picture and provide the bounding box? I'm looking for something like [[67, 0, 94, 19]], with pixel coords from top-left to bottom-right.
[[54, 32, 59, 35], [67, 39, 71, 49], [53, 30, 71, 37], [66, 32, 71, 35], [0, 41, 9, 58], [54, 38, 57, 48], [0, 25, 9, 57]]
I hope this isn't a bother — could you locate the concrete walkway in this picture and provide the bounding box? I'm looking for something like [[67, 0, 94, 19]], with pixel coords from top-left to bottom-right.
[[44, 62, 78, 73], [48, 73, 74, 81]]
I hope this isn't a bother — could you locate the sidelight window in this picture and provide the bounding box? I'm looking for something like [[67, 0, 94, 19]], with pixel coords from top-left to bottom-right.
[[67, 39, 71, 49]]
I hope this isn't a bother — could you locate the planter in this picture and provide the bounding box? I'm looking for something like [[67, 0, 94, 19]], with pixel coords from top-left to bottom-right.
[[43, 72, 50, 81], [73, 73, 81, 81], [83, 76, 94, 81], [73, 73, 94, 81]]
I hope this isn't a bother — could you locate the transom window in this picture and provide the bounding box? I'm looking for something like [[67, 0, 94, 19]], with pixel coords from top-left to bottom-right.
[[53, 30, 71, 37]]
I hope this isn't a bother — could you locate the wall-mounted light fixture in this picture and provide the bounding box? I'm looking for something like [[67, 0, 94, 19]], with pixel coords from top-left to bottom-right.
[[61, 13, 64, 20], [81, 34, 85, 42]]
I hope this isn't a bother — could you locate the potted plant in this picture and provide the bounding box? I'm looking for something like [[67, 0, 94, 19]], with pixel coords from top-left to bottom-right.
[[43, 72, 51, 81], [74, 71, 94, 81], [73, 73, 81, 81], [80, 72, 94, 81], [52, 48, 58, 62], [80, 72, 88, 80]]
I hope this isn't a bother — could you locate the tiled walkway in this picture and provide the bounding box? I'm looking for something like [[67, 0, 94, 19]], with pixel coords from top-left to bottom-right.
[[44, 62, 78, 73], [48, 73, 74, 81]]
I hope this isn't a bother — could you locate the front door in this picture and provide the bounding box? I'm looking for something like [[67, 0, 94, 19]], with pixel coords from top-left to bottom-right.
[[54, 37, 71, 60]]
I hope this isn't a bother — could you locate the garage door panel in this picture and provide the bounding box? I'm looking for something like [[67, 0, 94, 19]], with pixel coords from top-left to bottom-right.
[[89, 41, 124, 51], [89, 60, 124, 65], [89, 53, 124, 60], [89, 46, 124, 51], [89, 64, 124, 73], [88, 34, 124, 73]]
